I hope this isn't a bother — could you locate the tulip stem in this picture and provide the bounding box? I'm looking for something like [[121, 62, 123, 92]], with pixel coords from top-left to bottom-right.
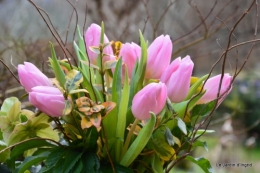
[[121, 119, 139, 159]]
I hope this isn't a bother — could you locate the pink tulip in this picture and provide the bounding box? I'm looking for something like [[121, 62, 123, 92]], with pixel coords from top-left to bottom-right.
[[132, 82, 167, 120], [197, 74, 232, 105], [161, 56, 194, 103], [85, 23, 114, 65], [18, 62, 53, 92], [119, 42, 141, 79], [29, 86, 65, 117], [145, 35, 172, 79]]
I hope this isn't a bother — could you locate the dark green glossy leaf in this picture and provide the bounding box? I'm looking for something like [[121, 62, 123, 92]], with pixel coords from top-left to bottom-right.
[[186, 156, 213, 173], [81, 151, 100, 173], [15, 151, 50, 173]]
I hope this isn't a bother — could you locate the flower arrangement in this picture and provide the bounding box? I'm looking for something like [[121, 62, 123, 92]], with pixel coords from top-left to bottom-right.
[[0, 22, 232, 173]]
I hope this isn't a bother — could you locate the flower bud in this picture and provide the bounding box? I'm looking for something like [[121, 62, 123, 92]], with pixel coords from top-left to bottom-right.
[[197, 74, 232, 104], [29, 86, 65, 117], [132, 82, 167, 120], [145, 35, 172, 79], [160, 56, 194, 103], [18, 62, 53, 92], [85, 23, 114, 65], [119, 42, 141, 79]]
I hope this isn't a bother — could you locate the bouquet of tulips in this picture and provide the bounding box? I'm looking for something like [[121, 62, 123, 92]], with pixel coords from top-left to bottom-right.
[[0, 22, 232, 173]]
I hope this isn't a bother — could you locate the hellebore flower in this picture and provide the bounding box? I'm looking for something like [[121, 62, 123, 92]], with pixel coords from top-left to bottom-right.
[[145, 35, 172, 79], [18, 62, 53, 92], [197, 73, 232, 105], [85, 23, 114, 65], [119, 42, 141, 79], [29, 86, 65, 117], [160, 56, 194, 103], [132, 82, 167, 120]]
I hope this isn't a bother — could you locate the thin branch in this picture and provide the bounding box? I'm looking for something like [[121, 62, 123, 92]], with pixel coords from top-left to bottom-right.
[[0, 59, 20, 84]]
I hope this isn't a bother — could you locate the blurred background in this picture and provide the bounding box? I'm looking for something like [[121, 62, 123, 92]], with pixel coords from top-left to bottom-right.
[[0, 0, 260, 172]]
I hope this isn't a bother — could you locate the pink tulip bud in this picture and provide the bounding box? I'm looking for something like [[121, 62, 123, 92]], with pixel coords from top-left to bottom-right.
[[18, 62, 53, 92], [145, 35, 172, 79], [197, 74, 232, 105], [119, 42, 141, 79], [29, 86, 65, 117], [85, 23, 114, 65], [161, 56, 194, 103], [132, 82, 167, 120]]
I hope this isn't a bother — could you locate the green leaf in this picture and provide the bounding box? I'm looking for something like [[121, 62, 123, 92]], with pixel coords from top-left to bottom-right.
[[20, 114, 28, 123], [63, 100, 73, 116], [7, 139, 55, 168], [15, 151, 50, 173], [79, 68, 103, 102], [131, 31, 147, 96], [103, 59, 122, 141], [99, 163, 133, 173], [81, 151, 100, 172], [77, 26, 87, 60], [1, 97, 19, 113], [89, 46, 101, 54], [176, 117, 187, 135], [152, 138, 175, 161], [185, 74, 209, 100], [39, 147, 66, 173], [151, 154, 163, 173], [49, 42, 66, 88], [111, 57, 122, 104], [65, 70, 83, 92], [193, 129, 215, 138], [104, 60, 118, 71], [8, 114, 59, 145], [192, 140, 208, 151], [191, 101, 216, 117], [62, 150, 83, 173], [0, 142, 10, 162], [165, 127, 175, 146], [120, 113, 156, 167], [172, 92, 204, 118], [69, 160, 83, 173], [114, 65, 130, 162], [186, 156, 213, 173]]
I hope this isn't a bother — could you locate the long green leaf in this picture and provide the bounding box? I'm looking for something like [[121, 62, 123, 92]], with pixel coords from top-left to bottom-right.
[[49, 42, 66, 87], [120, 113, 156, 167], [79, 68, 103, 102], [115, 66, 129, 162], [112, 58, 122, 103], [8, 139, 55, 170], [15, 151, 50, 173], [134, 31, 147, 93], [185, 74, 209, 100], [62, 150, 83, 173]]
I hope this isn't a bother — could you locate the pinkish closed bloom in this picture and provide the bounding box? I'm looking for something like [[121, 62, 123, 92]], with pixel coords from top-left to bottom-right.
[[197, 74, 232, 105], [119, 42, 141, 79], [18, 62, 53, 92], [161, 56, 194, 103], [85, 23, 114, 65], [145, 35, 172, 79], [29, 86, 65, 117], [132, 82, 167, 120]]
